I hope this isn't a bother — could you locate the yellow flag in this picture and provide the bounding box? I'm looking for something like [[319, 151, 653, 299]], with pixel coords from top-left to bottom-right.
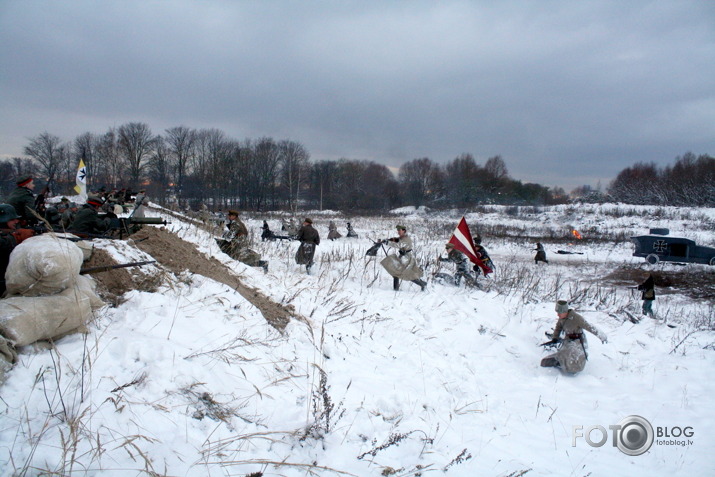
[[74, 159, 87, 201]]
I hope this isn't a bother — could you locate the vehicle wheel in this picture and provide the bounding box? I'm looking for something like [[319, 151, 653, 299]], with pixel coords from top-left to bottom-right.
[[710, 257, 715, 266], [646, 254, 660, 265]]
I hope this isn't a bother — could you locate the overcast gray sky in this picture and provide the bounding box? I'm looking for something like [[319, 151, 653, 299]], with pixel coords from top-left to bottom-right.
[[1, 0, 713, 191]]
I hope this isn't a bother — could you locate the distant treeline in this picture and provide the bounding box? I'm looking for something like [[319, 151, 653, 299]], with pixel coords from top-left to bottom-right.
[[0, 123, 711, 209], [606, 153, 715, 206]]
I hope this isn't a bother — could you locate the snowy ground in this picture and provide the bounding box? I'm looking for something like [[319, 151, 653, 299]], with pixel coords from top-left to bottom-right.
[[1, 203, 713, 476]]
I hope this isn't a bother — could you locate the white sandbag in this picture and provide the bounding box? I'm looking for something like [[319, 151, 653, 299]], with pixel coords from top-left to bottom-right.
[[56, 234, 94, 261], [75, 240, 94, 262], [77, 274, 104, 310], [4, 234, 84, 296], [0, 275, 101, 347]]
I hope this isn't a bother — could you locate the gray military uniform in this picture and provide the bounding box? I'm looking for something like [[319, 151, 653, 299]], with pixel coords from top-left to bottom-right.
[[542, 310, 607, 373]]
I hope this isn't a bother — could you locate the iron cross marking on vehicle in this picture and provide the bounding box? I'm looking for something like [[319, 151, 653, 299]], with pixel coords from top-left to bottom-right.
[[653, 240, 668, 252]]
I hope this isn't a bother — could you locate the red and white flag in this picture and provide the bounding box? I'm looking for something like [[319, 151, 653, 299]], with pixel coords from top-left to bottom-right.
[[447, 217, 492, 276]]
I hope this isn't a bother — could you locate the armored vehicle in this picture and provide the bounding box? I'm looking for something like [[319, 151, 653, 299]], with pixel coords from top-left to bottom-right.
[[631, 228, 715, 265]]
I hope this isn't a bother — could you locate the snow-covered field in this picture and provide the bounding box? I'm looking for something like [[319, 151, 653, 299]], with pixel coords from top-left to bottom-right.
[[1, 203, 713, 476]]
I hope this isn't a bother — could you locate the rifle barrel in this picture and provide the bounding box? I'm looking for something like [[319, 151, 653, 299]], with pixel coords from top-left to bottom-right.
[[80, 260, 156, 275]]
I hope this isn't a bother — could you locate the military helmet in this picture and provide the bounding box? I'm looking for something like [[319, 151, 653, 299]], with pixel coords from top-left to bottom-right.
[[0, 203, 20, 223], [555, 300, 569, 314], [396, 224, 406, 231], [445, 243, 455, 249]]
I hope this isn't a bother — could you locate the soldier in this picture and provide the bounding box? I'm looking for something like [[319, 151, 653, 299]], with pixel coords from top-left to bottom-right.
[[439, 243, 476, 287], [133, 189, 147, 218], [346, 222, 358, 238], [637, 273, 656, 318], [69, 195, 112, 235], [540, 300, 607, 374], [534, 242, 548, 264], [0, 204, 34, 296], [43, 204, 62, 227], [474, 243, 495, 272], [295, 217, 320, 274], [61, 202, 79, 230], [6, 176, 37, 225], [261, 220, 275, 241], [380, 225, 427, 291], [217, 210, 268, 272], [327, 221, 342, 240]]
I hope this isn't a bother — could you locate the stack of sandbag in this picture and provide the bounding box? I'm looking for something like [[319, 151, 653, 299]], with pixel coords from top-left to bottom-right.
[[0, 235, 103, 379]]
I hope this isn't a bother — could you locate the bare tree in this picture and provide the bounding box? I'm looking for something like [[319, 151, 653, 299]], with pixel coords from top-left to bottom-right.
[[94, 128, 122, 190], [398, 157, 442, 206], [118, 122, 155, 189], [250, 137, 281, 210], [147, 135, 170, 204], [484, 155, 509, 180], [24, 132, 64, 187], [74, 132, 102, 189], [278, 140, 310, 211], [445, 153, 481, 206], [165, 126, 196, 204], [307, 160, 337, 210]]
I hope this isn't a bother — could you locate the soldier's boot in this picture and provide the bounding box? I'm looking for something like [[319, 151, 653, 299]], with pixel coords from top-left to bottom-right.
[[393, 277, 400, 291], [306, 261, 313, 275], [412, 279, 427, 291], [540, 357, 560, 368], [258, 260, 269, 274]]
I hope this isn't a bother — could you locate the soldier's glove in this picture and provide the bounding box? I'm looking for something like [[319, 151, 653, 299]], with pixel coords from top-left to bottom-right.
[[12, 228, 35, 244]]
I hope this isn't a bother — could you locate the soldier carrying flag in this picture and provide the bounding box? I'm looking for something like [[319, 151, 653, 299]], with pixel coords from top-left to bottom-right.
[[447, 217, 493, 277]]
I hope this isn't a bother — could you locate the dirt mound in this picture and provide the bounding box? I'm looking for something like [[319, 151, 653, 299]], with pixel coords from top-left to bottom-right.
[[83, 248, 161, 306], [129, 226, 294, 331]]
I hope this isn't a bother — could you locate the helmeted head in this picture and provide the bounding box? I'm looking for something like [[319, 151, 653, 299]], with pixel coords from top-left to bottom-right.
[[446, 243, 455, 250], [396, 224, 406, 232], [555, 300, 569, 314], [0, 203, 20, 225], [304, 217, 313, 225], [227, 210, 239, 218]]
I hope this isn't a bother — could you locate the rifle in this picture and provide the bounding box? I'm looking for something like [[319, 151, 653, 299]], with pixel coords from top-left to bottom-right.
[[80, 260, 156, 275], [30, 223, 114, 241], [365, 237, 387, 257], [539, 338, 562, 348], [108, 216, 171, 239], [271, 234, 297, 241]]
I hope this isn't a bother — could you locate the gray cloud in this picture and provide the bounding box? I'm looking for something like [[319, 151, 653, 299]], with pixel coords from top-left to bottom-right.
[[1, 0, 713, 191]]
